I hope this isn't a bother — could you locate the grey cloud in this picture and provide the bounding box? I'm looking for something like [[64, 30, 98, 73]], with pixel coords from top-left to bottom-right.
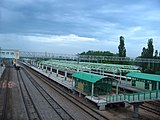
[[0, 0, 160, 57]]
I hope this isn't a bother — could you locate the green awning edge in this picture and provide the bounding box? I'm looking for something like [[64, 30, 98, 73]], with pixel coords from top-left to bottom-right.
[[126, 72, 160, 82], [72, 71, 108, 83]]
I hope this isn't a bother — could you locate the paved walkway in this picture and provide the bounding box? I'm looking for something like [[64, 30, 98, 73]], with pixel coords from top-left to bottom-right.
[[112, 82, 149, 92], [0, 66, 5, 78]]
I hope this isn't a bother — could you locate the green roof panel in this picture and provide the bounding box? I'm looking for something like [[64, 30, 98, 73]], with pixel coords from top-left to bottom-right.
[[126, 72, 160, 82], [72, 71, 108, 83]]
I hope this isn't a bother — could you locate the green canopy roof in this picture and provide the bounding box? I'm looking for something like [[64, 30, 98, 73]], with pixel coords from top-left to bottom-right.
[[126, 72, 160, 82], [72, 71, 108, 83]]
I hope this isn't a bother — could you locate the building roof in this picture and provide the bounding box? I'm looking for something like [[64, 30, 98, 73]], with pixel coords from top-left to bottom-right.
[[72, 71, 108, 83], [126, 72, 160, 82]]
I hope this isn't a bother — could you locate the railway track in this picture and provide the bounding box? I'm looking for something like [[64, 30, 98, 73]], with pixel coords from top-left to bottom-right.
[[17, 70, 42, 120], [22, 67, 74, 120], [0, 66, 11, 120], [146, 101, 160, 108], [22, 64, 109, 120], [140, 105, 160, 116], [140, 101, 160, 116], [1, 66, 10, 120]]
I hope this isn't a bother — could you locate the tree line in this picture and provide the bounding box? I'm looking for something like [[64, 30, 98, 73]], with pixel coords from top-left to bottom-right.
[[80, 36, 160, 74]]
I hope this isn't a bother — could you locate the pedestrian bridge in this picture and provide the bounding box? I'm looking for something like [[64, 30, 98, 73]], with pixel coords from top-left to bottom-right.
[[107, 90, 160, 104]]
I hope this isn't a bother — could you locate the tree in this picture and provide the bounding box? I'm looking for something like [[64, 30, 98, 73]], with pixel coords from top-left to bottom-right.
[[141, 38, 154, 58], [141, 47, 148, 58], [154, 50, 158, 58], [118, 36, 126, 57], [147, 38, 154, 58]]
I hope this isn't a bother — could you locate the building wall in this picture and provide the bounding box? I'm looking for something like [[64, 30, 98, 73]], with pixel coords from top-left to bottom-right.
[[74, 78, 113, 96]]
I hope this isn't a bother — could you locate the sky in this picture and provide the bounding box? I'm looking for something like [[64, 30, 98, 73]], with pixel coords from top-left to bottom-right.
[[0, 0, 160, 58]]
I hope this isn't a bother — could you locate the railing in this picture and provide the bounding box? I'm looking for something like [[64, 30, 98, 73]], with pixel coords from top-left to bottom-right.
[[19, 51, 160, 63], [106, 90, 160, 104]]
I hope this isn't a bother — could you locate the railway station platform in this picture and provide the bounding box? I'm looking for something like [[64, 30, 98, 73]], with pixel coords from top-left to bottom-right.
[[22, 62, 73, 90], [112, 81, 149, 92], [22, 61, 160, 118]]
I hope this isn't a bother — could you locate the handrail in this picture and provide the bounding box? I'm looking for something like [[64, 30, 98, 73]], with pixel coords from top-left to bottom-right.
[[106, 90, 160, 103]]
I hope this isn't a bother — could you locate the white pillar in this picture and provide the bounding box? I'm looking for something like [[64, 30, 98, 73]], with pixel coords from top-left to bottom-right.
[[126, 78, 128, 85], [45, 66, 48, 73], [91, 83, 94, 98], [42, 64, 44, 70], [72, 79, 75, 88], [116, 81, 119, 95], [56, 69, 59, 77], [64, 71, 67, 80], [120, 70, 122, 83], [77, 68, 79, 72], [36, 63, 38, 67], [50, 67, 52, 75], [156, 82, 159, 90]]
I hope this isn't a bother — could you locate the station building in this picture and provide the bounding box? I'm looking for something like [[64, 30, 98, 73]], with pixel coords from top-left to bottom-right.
[[72, 72, 114, 97], [126, 72, 160, 91]]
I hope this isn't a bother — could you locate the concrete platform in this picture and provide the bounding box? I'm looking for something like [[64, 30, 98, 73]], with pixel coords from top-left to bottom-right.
[[0, 66, 5, 78], [113, 81, 149, 92], [24, 62, 110, 110], [22, 62, 153, 112], [85, 96, 107, 110], [23, 62, 73, 90]]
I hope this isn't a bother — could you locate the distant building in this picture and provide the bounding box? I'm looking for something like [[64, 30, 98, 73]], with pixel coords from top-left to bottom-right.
[[0, 49, 19, 59]]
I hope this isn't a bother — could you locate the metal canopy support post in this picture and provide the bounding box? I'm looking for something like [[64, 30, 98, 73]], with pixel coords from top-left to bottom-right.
[[45, 66, 48, 73], [39, 63, 41, 69], [36, 62, 38, 68], [50, 67, 52, 75], [64, 71, 67, 80], [42, 64, 44, 71], [116, 69, 121, 95], [156, 82, 159, 90], [33, 61, 35, 66], [72, 78, 75, 88], [126, 77, 128, 85], [56, 69, 59, 77], [77, 68, 79, 72], [116, 81, 119, 95], [91, 83, 94, 99]]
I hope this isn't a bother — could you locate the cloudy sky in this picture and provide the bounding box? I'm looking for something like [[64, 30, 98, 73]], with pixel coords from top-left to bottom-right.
[[0, 0, 160, 57]]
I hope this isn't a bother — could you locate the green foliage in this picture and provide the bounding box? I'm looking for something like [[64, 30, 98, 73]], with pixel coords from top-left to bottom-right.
[[154, 50, 158, 58], [148, 38, 154, 58], [139, 38, 160, 74], [141, 38, 154, 58], [118, 36, 126, 57], [80, 50, 118, 56]]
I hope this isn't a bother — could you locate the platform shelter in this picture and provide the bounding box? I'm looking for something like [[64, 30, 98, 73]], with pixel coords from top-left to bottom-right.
[[72, 72, 113, 97], [126, 72, 160, 91]]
